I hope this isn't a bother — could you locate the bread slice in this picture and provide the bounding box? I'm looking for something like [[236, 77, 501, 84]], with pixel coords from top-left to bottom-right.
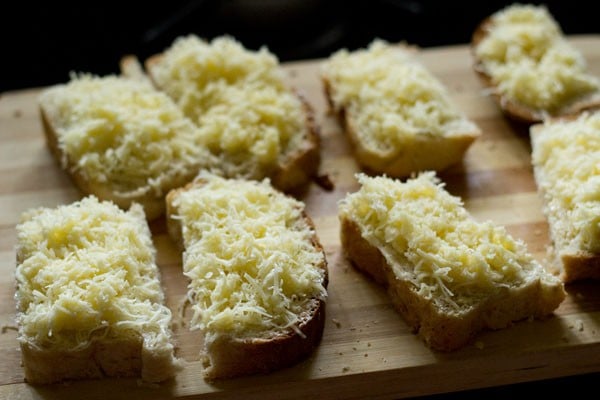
[[39, 74, 209, 220], [142, 35, 320, 193], [471, 4, 600, 124], [339, 173, 565, 351], [166, 173, 328, 379], [15, 196, 179, 384], [531, 111, 600, 282], [321, 40, 480, 178]]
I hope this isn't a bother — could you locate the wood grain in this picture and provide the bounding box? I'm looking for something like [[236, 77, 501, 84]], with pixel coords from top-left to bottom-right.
[[1, 36, 599, 400]]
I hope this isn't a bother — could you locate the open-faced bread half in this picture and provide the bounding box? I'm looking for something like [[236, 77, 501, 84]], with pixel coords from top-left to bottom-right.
[[531, 110, 600, 282], [141, 35, 320, 193], [321, 40, 480, 178], [39, 75, 208, 220], [471, 4, 600, 123], [15, 196, 179, 383], [339, 172, 565, 351], [166, 173, 328, 379]]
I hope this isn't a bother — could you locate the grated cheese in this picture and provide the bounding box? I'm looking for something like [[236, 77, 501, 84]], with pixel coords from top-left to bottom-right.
[[321, 40, 477, 155], [474, 4, 599, 111], [531, 112, 600, 254], [194, 82, 307, 180], [15, 196, 173, 350], [172, 174, 326, 336], [339, 173, 537, 309], [39, 75, 204, 197], [150, 35, 308, 179]]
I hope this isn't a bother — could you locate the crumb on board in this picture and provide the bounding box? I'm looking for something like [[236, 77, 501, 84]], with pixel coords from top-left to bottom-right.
[[352, 347, 357, 351], [338, 351, 343, 355], [342, 366, 350, 373], [1, 324, 18, 334], [475, 341, 484, 350], [576, 319, 584, 332], [367, 342, 371, 347], [13, 109, 22, 118], [364, 353, 368, 357], [314, 174, 335, 191], [332, 318, 341, 328]]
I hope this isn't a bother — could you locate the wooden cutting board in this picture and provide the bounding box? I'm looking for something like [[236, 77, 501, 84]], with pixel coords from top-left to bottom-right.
[[1, 35, 599, 400]]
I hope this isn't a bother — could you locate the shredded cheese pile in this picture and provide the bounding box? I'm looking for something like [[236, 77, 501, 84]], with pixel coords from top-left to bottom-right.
[[475, 4, 599, 111], [15, 197, 173, 349], [39, 75, 204, 197], [532, 112, 600, 253], [150, 36, 308, 179], [339, 173, 534, 308], [322, 40, 474, 156], [172, 174, 326, 336]]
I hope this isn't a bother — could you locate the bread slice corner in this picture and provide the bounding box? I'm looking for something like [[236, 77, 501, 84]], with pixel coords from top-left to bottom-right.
[[321, 41, 480, 178], [15, 197, 179, 383], [38, 75, 203, 220], [470, 4, 600, 124], [339, 173, 565, 351], [166, 174, 328, 379], [530, 113, 600, 282], [144, 35, 321, 194]]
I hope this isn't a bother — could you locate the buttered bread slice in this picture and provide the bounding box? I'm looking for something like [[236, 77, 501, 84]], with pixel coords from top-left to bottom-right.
[[39, 75, 209, 220], [15, 196, 178, 383], [531, 112, 600, 282], [322, 40, 480, 177], [146, 35, 320, 192], [339, 173, 565, 351], [472, 4, 600, 123], [166, 173, 328, 379]]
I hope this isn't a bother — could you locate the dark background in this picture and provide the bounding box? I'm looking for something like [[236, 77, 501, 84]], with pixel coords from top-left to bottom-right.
[[1, 0, 598, 92]]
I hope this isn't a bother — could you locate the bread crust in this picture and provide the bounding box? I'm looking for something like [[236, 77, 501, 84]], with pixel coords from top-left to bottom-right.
[[166, 180, 328, 379], [144, 55, 320, 193], [322, 76, 479, 178], [40, 107, 198, 220], [471, 18, 600, 124], [340, 217, 565, 351], [21, 338, 141, 384]]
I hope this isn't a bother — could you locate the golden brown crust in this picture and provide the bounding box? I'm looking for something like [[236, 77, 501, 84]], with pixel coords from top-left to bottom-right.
[[146, 54, 320, 193], [322, 76, 479, 178], [270, 92, 321, 193], [202, 298, 325, 380], [561, 253, 600, 282], [340, 216, 565, 351], [166, 180, 328, 379], [40, 106, 195, 220], [471, 17, 600, 124]]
